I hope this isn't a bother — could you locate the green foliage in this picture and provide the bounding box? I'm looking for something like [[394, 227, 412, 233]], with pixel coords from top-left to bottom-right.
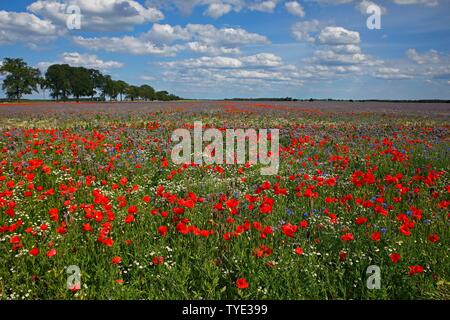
[[1, 57, 182, 102], [0, 58, 41, 102], [67, 67, 92, 102], [100, 75, 118, 101], [156, 90, 181, 101], [139, 85, 155, 101], [126, 85, 140, 101], [115, 80, 129, 102], [44, 64, 72, 101]]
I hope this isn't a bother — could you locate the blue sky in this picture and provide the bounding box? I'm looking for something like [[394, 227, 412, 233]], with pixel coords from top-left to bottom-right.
[[1, 0, 449, 99]]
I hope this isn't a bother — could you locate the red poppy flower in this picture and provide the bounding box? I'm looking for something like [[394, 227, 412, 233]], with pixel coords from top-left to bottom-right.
[[82, 223, 93, 232], [261, 181, 271, 190], [253, 245, 272, 258], [158, 225, 168, 237], [259, 197, 275, 214], [295, 247, 303, 255], [408, 265, 424, 276], [10, 235, 21, 244], [223, 232, 232, 241], [200, 230, 210, 237], [176, 222, 189, 234], [124, 215, 135, 224], [399, 225, 411, 236], [299, 220, 308, 229], [226, 198, 239, 209], [371, 232, 381, 241], [56, 224, 67, 234], [339, 251, 347, 262], [355, 217, 368, 225], [119, 177, 128, 186], [68, 283, 81, 292], [390, 253, 401, 264], [29, 247, 39, 257], [236, 278, 249, 289], [281, 223, 298, 238], [179, 199, 195, 209], [173, 207, 185, 215], [103, 238, 114, 247], [252, 221, 262, 231], [341, 233, 354, 241], [428, 234, 439, 243], [153, 256, 164, 265], [127, 206, 137, 214], [48, 208, 59, 221], [112, 256, 122, 264], [46, 248, 57, 258], [326, 178, 336, 187]]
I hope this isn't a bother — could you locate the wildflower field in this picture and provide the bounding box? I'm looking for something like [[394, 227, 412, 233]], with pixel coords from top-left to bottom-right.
[[0, 101, 449, 300]]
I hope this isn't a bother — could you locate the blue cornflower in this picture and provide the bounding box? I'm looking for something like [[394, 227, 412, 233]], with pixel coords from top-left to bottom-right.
[[286, 208, 294, 216]]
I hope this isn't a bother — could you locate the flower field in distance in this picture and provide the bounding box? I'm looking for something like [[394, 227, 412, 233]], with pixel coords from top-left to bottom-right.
[[0, 101, 449, 300]]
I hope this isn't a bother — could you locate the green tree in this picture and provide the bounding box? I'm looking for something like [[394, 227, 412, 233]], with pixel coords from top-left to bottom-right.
[[0, 58, 42, 102], [155, 90, 170, 101], [44, 64, 72, 101], [99, 75, 118, 101], [126, 85, 140, 101], [99, 74, 111, 100], [68, 67, 91, 102], [2, 57, 181, 102], [139, 84, 155, 101], [168, 93, 181, 101], [88, 69, 104, 101], [115, 80, 129, 102]]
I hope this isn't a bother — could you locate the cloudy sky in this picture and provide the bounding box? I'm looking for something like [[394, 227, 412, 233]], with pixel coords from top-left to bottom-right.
[[1, 0, 449, 99]]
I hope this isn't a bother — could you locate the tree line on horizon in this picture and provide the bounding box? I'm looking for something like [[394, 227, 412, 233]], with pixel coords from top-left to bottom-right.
[[0, 58, 181, 102]]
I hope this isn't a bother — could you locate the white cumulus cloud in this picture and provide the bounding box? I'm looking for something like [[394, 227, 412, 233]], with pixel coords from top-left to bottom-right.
[[393, 0, 439, 6], [28, 0, 164, 31], [0, 10, 62, 46], [318, 26, 360, 45], [406, 48, 440, 64], [285, 1, 305, 17], [356, 1, 387, 14], [38, 52, 124, 72], [291, 20, 320, 42], [204, 3, 232, 18], [73, 36, 181, 56]]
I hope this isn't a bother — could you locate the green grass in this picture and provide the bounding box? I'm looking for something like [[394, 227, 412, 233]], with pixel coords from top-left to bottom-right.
[[0, 108, 448, 300]]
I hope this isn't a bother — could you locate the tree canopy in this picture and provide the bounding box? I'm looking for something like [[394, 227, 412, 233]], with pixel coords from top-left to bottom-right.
[[0, 58, 42, 102], [1, 57, 182, 102]]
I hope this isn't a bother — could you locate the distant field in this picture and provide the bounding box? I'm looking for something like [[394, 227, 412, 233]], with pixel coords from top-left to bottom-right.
[[0, 100, 449, 117]]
